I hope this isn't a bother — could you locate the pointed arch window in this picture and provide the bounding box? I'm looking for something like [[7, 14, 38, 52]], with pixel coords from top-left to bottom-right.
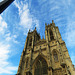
[[29, 37, 32, 46], [53, 51, 58, 62], [49, 30, 54, 40], [34, 57, 48, 75]]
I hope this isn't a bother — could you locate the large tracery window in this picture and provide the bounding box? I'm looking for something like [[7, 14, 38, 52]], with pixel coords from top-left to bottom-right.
[[53, 51, 58, 62], [34, 57, 48, 75]]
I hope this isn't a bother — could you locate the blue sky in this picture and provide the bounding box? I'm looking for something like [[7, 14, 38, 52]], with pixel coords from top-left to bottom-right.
[[0, 0, 75, 75]]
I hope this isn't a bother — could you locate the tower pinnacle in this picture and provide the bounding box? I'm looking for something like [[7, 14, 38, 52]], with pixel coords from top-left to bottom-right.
[[52, 20, 54, 23]]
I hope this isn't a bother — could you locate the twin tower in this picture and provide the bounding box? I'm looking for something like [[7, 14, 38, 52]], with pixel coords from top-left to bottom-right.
[[17, 20, 75, 75]]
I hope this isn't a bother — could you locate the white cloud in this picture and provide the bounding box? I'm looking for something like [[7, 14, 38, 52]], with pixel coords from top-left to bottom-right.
[[6, 36, 11, 41], [20, 8, 32, 29], [63, 12, 75, 47], [5, 33, 19, 44], [14, 0, 40, 35], [0, 15, 7, 34], [65, 30, 75, 47], [0, 42, 18, 74], [0, 15, 18, 74], [0, 66, 18, 74], [50, 6, 60, 11]]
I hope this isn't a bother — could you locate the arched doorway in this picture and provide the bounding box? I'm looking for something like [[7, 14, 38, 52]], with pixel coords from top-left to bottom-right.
[[34, 57, 48, 75]]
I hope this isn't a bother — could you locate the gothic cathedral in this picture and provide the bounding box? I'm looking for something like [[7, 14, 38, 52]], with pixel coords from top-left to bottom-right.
[[17, 20, 75, 75]]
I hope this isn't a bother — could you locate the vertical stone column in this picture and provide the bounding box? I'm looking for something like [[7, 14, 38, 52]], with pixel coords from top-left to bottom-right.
[[48, 28, 50, 41], [45, 27, 52, 73], [29, 35, 34, 75], [45, 28, 48, 42], [24, 36, 28, 51]]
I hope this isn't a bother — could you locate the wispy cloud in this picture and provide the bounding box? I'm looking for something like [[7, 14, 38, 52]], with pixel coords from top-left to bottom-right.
[[0, 15, 18, 74], [14, 0, 40, 35], [44, 0, 75, 48], [0, 15, 19, 44], [0, 15, 7, 34], [5, 33, 19, 44], [0, 42, 18, 74], [50, 6, 60, 12], [64, 21, 75, 47]]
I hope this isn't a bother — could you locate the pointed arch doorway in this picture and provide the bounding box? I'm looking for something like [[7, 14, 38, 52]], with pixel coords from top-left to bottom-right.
[[34, 56, 48, 75]]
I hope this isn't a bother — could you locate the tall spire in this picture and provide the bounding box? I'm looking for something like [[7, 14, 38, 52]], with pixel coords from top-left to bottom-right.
[[29, 29, 30, 32], [45, 23, 47, 26], [35, 27, 36, 31], [52, 20, 54, 23], [52, 20, 55, 26]]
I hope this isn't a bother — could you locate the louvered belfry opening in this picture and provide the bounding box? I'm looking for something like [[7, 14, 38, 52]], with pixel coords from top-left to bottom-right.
[[34, 57, 48, 75], [49, 30, 54, 40]]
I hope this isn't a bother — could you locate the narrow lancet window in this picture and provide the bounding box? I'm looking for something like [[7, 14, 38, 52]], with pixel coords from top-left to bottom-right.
[[29, 37, 32, 46], [49, 30, 54, 40]]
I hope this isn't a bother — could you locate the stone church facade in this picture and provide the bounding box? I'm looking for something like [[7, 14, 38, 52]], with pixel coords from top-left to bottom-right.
[[17, 20, 75, 75]]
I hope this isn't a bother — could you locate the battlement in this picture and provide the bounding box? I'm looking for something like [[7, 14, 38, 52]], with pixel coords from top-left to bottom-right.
[[45, 20, 55, 28]]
